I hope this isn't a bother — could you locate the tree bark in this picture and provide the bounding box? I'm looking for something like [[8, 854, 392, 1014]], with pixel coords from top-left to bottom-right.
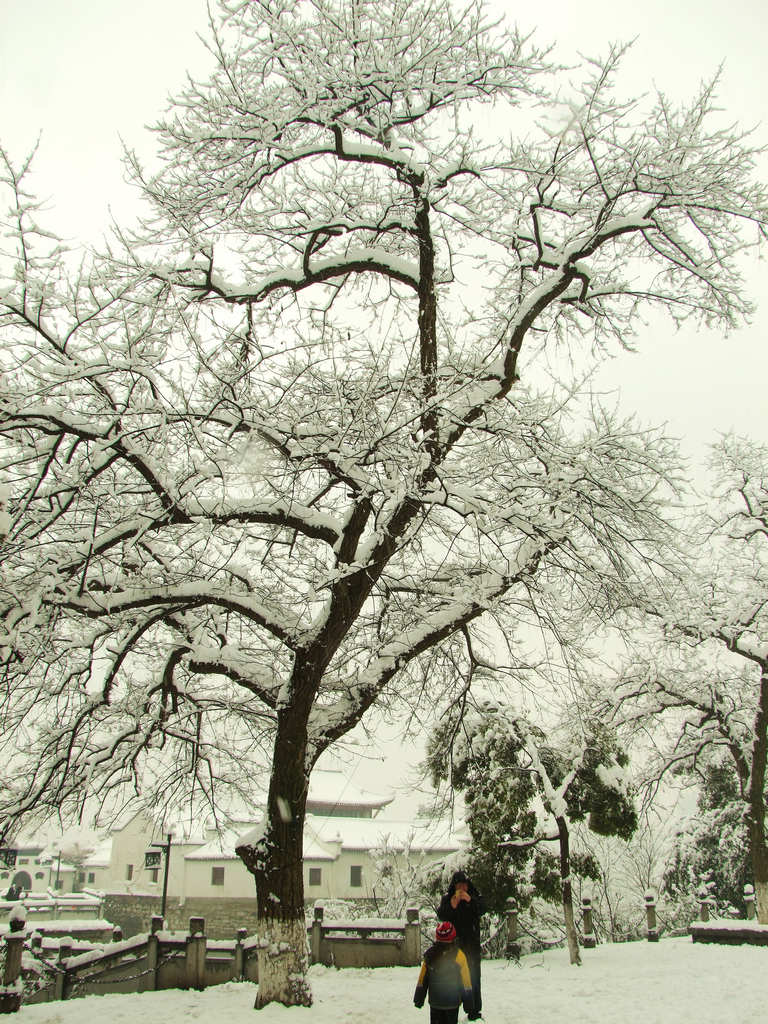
[[747, 667, 768, 924], [236, 706, 313, 1008], [557, 816, 582, 966]]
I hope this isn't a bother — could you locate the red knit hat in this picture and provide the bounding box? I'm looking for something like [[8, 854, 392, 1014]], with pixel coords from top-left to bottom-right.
[[435, 921, 457, 943]]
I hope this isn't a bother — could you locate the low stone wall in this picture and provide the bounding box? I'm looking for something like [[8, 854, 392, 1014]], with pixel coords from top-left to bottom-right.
[[309, 906, 421, 967], [19, 921, 116, 943], [102, 894, 259, 939], [689, 920, 768, 946]]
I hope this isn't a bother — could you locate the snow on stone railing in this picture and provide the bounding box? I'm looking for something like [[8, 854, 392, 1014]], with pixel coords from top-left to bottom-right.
[[689, 884, 768, 946], [689, 918, 768, 945], [308, 904, 421, 968], [0, 891, 103, 925], [1, 914, 259, 1009]]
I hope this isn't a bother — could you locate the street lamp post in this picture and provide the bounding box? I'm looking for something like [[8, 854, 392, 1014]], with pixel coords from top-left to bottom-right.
[[0, 847, 17, 897], [146, 834, 173, 921], [0, 848, 17, 870]]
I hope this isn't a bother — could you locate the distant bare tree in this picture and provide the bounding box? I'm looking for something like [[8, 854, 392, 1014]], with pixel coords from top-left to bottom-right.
[[617, 437, 768, 922]]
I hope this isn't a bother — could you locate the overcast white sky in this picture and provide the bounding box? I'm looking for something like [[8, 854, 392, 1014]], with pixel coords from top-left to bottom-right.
[[2, 0, 766, 465], [1, 0, 767, 808]]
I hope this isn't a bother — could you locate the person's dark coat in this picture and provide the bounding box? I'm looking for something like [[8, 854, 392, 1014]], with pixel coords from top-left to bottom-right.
[[413, 941, 474, 1015], [436, 872, 486, 955]]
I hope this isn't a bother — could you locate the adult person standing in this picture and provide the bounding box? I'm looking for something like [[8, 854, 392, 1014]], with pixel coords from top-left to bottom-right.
[[436, 871, 485, 1021]]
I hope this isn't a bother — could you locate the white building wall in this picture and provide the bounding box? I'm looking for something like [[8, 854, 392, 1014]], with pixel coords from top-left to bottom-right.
[[183, 856, 254, 899], [107, 812, 198, 900], [100, 807, 458, 904]]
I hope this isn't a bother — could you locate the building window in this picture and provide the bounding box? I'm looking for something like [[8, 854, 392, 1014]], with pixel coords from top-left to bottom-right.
[[126, 864, 134, 881], [350, 865, 362, 888], [19, 859, 28, 865], [308, 867, 322, 886], [148, 868, 159, 883], [211, 867, 225, 886], [53, 879, 63, 890], [35, 872, 45, 880], [78, 872, 86, 883], [87, 872, 95, 884], [0, 873, 8, 880]]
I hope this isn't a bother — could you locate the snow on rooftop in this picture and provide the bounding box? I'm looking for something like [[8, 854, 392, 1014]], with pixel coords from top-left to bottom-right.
[[186, 825, 337, 862], [184, 814, 459, 862], [106, 807, 208, 843], [82, 838, 113, 868], [103, 770, 390, 850], [307, 770, 392, 810], [302, 836, 337, 862], [184, 826, 245, 862], [305, 814, 461, 854]]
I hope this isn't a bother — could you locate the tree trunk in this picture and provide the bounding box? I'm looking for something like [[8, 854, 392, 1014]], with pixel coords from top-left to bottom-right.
[[236, 708, 313, 1008], [747, 667, 768, 924], [557, 816, 582, 966]]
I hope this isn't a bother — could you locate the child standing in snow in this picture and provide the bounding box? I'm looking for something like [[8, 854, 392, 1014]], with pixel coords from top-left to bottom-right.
[[413, 921, 474, 1024]]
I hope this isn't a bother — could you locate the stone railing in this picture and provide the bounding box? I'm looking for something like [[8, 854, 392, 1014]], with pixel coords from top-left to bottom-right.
[[0, 891, 103, 925], [578, 890, 661, 948], [689, 884, 768, 946], [1, 908, 426, 1012], [1, 914, 258, 1012], [308, 905, 421, 968]]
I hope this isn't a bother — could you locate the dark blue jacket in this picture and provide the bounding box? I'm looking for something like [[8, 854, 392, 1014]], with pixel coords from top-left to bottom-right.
[[413, 942, 474, 1013]]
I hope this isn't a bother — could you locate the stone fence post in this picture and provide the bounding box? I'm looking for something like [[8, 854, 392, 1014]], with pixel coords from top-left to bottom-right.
[[234, 927, 248, 980], [744, 884, 756, 921], [0, 932, 25, 1013], [54, 940, 72, 1001], [145, 931, 159, 992], [505, 897, 521, 961], [404, 908, 420, 965], [185, 917, 207, 991], [644, 891, 659, 942], [581, 896, 596, 948], [310, 905, 324, 965], [696, 887, 711, 923]]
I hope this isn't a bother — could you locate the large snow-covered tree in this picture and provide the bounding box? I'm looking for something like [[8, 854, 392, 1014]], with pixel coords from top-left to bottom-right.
[[1, 0, 766, 1007], [616, 437, 768, 923]]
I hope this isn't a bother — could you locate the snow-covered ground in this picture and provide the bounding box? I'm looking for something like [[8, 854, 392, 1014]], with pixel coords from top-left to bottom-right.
[[15, 937, 765, 1023]]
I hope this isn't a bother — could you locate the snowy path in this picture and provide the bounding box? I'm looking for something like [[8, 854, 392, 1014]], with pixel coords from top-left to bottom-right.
[[17, 937, 764, 1023]]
